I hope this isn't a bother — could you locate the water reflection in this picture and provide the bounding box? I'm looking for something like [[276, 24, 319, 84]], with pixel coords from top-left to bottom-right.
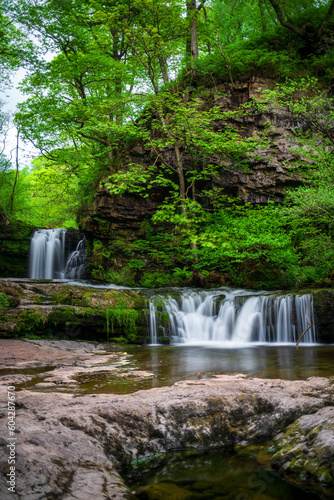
[[128, 344, 334, 385], [20, 345, 334, 395]]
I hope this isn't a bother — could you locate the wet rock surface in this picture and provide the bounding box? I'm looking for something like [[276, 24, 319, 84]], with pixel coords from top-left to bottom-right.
[[0, 340, 334, 499], [271, 405, 334, 486], [0, 339, 152, 389]]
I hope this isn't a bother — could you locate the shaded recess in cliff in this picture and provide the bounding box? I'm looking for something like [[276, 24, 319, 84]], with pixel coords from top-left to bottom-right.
[[0, 208, 36, 278]]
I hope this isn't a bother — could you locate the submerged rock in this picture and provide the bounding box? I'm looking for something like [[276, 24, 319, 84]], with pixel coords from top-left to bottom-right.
[[135, 482, 193, 500]]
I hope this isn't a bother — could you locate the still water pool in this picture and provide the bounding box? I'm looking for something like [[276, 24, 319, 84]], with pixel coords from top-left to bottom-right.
[[126, 451, 329, 500], [73, 344, 334, 395]]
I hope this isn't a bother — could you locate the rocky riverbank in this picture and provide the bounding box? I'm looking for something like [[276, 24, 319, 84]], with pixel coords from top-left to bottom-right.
[[0, 339, 334, 499]]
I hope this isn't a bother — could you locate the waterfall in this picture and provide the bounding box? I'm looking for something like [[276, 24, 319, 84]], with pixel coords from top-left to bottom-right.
[[149, 289, 316, 345], [64, 239, 87, 279], [29, 229, 86, 279]]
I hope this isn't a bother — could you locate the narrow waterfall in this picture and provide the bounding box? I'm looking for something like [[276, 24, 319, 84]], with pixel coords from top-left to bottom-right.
[[149, 289, 316, 345], [29, 229, 86, 279], [64, 239, 87, 279]]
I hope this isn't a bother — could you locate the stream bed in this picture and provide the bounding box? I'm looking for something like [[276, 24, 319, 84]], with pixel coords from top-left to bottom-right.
[[2, 339, 334, 499], [74, 344, 334, 394], [125, 451, 328, 500]]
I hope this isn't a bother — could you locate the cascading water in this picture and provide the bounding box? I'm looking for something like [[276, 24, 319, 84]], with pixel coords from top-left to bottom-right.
[[29, 229, 67, 279], [29, 229, 87, 279], [149, 289, 316, 345], [63, 239, 87, 279]]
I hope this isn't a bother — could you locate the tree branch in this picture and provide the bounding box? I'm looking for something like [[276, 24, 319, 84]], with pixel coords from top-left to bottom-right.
[[267, 0, 308, 36], [296, 306, 312, 349], [317, 0, 334, 37]]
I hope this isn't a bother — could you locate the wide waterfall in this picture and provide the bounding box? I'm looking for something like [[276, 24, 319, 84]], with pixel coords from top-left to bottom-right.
[[29, 228, 87, 279], [149, 288, 316, 345]]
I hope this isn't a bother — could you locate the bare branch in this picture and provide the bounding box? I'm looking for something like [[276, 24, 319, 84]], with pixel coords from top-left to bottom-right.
[[296, 306, 312, 349], [267, 0, 309, 36]]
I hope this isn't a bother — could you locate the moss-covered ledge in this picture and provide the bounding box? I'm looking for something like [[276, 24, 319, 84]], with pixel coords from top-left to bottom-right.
[[0, 280, 149, 343]]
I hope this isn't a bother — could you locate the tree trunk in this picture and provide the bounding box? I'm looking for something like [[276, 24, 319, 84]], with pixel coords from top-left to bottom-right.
[[9, 129, 20, 214], [186, 0, 199, 66], [191, 0, 199, 59], [174, 142, 186, 211], [158, 55, 169, 84]]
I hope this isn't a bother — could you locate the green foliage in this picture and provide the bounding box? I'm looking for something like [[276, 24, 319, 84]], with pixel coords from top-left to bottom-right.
[[106, 300, 138, 343], [140, 272, 174, 288], [126, 259, 145, 271], [0, 293, 9, 316], [0, 9, 36, 87], [0, 0, 333, 290], [0, 158, 80, 227], [172, 267, 192, 280]]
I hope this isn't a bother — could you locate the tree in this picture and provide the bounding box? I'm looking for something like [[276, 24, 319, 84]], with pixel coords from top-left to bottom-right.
[[267, 0, 334, 39], [258, 78, 334, 283], [10, 0, 139, 171], [105, 89, 258, 251]]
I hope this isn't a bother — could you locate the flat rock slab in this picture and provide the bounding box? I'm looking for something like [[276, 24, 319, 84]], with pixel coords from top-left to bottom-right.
[[0, 372, 334, 499], [0, 339, 77, 367], [0, 340, 153, 392]]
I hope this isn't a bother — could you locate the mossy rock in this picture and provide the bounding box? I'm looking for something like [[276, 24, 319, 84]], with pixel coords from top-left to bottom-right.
[[15, 309, 46, 335], [0, 281, 23, 307], [311, 289, 334, 342], [0, 213, 35, 278], [158, 335, 170, 345], [47, 307, 76, 325]]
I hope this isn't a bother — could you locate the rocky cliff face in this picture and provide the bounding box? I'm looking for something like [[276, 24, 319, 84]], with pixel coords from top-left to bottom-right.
[[79, 77, 308, 281]]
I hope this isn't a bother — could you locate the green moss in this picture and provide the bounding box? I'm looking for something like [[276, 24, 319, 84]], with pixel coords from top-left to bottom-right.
[[75, 306, 105, 318], [0, 293, 9, 316], [47, 307, 75, 325], [158, 335, 170, 344], [16, 309, 45, 335], [106, 307, 138, 342], [160, 311, 170, 328]]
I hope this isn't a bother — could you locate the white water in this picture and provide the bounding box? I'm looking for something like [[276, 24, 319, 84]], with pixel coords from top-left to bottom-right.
[[64, 239, 87, 279], [149, 289, 316, 345], [29, 229, 86, 279]]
